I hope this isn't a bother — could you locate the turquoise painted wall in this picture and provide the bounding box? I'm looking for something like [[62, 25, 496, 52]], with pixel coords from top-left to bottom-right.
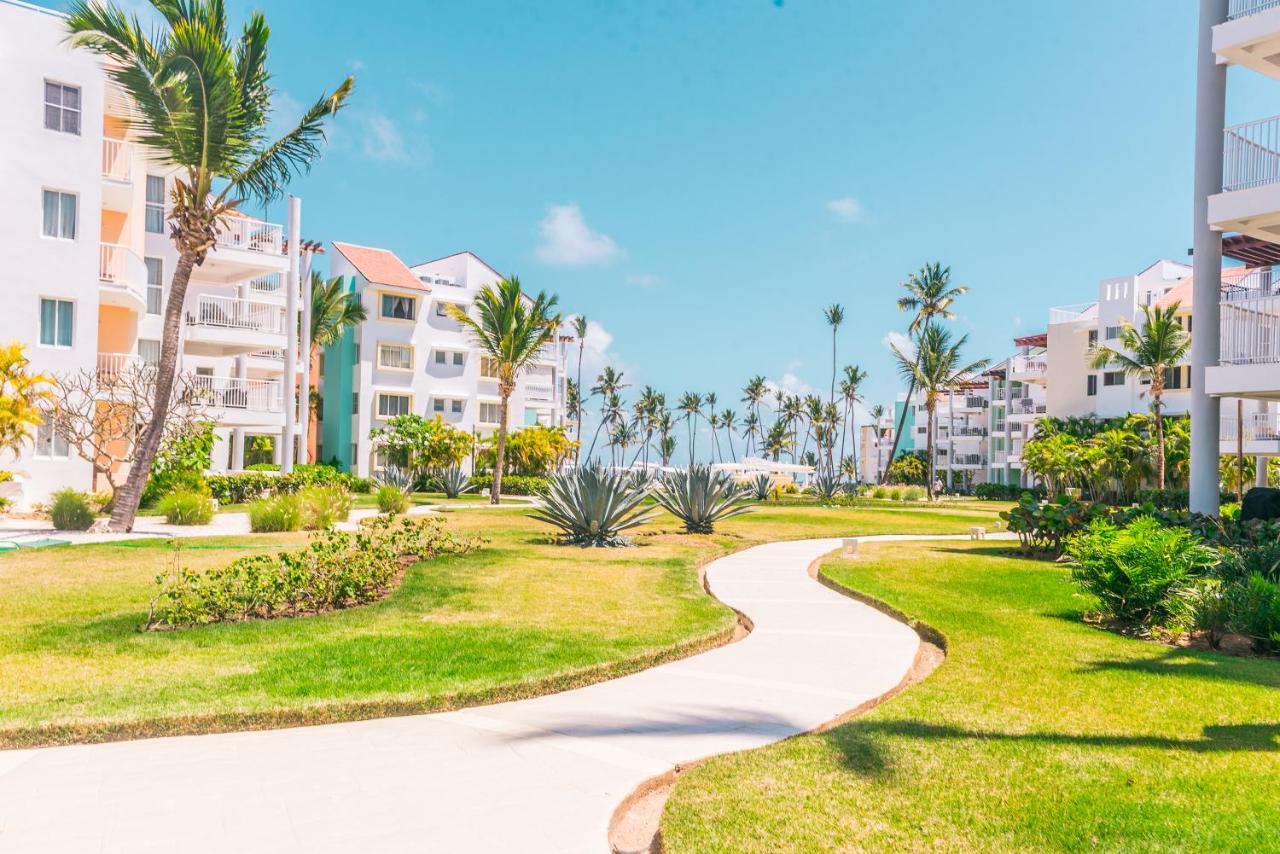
[[320, 276, 359, 471]]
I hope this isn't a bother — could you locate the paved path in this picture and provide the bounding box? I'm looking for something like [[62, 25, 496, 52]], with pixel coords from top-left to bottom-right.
[[0, 534, 973, 853]]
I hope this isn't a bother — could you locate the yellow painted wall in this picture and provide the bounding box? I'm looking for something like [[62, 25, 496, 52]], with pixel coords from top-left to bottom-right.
[[100, 210, 127, 244], [103, 114, 127, 140], [97, 305, 134, 354]]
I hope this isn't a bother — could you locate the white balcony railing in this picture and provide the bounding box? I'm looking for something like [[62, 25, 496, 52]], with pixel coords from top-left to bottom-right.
[[189, 375, 283, 412], [249, 348, 286, 361], [1011, 398, 1048, 416], [98, 243, 147, 306], [1049, 303, 1094, 325], [95, 352, 145, 387], [1224, 267, 1280, 302], [1220, 412, 1280, 442], [249, 273, 284, 293], [952, 454, 987, 467], [1221, 296, 1280, 364], [525, 384, 555, 402], [1228, 0, 1280, 20], [1009, 355, 1047, 376], [1223, 115, 1280, 192], [216, 215, 284, 256], [101, 138, 131, 182], [189, 294, 286, 335]]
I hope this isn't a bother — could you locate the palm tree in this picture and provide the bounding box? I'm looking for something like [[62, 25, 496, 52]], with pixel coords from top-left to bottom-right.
[[629, 386, 663, 468], [823, 303, 844, 407], [881, 263, 968, 483], [308, 272, 366, 461], [782, 395, 805, 463], [704, 392, 720, 462], [66, 0, 353, 530], [571, 315, 588, 464], [764, 420, 790, 461], [658, 433, 677, 467], [1090, 303, 1190, 489], [720, 409, 738, 461], [741, 376, 767, 456], [890, 325, 988, 500], [586, 366, 627, 462], [837, 364, 867, 479], [676, 392, 703, 466], [868, 403, 886, 483], [0, 343, 54, 459], [449, 277, 561, 503], [741, 411, 761, 459], [565, 378, 582, 455]]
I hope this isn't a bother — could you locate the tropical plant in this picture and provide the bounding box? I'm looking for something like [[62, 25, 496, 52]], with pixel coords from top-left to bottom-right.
[[49, 488, 95, 531], [297, 485, 353, 530], [156, 489, 215, 525], [571, 315, 588, 463], [478, 424, 575, 476], [248, 494, 302, 532], [0, 343, 53, 459], [652, 465, 752, 534], [890, 325, 988, 499], [741, 375, 768, 457], [308, 272, 367, 459], [810, 471, 841, 502], [676, 391, 704, 466], [823, 303, 844, 411], [66, 0, 353, 530], [586, 366, 627, 462], [530, 465, 655, 546], [432, 466, 475, 499], [376, 483, 409, 515], [370, 414, 472, 477], [884, 450, 928, 485], [1002, 493, 1103, 557], [750, 473, 772, 501], [837, 364, 867, 480], [1090, 304, 1191, 490]]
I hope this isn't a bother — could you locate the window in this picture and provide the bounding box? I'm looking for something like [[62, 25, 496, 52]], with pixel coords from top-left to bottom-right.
[[434, 350, 446, 365], [1086, 374, 1098, 396], [433, 398, 445, 412], [480, 356, 500, 379], [41, 190, 76, 239], [144, 257, 163, 315], [43, 81, 80, 134], [377, 342, 413, 371], [1103, 371, 1125, 387], [137, 339, 160, 366], [1164, 365, 1190, 390], [352, 393, 359, 414], [145, 175, 166, 234], [1087, 329, 1097, 348], [39, 298, 73, 347], [451, 399, 463, 414], [479, 402, 501, 424], [380, 294, 416, 321], [452, 351, 464, 366], [434, 302, 450, 318], [376, 392, 412, 419], [34, 413, 69, 459], [1104, 325, 1123, 341]]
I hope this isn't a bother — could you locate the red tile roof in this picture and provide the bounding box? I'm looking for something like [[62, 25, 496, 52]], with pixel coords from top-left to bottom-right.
[[1154, 266, 1252, 310], [331, 241, 427, 291]]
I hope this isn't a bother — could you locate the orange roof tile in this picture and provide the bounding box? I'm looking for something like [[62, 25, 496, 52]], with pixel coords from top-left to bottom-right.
[[1154, 266, 1252, 310], [332, 241, 427, 291]]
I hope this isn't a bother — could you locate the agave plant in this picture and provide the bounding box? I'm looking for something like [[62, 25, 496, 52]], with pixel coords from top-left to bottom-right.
[[626, 469, 654, 492], [531, 465, 655, 546], [810, 471, 842, 502], [378, 464, 415, 493], [433, 466, 476, 499], [750, 473, 772, 501], [653, 465, 753, 534]]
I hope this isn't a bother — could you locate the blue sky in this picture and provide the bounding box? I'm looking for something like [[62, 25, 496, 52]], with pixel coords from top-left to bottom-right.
[[44, 0, 1280, 454]]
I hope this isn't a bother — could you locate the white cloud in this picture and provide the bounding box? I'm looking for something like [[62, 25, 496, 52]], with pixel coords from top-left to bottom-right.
[[565, 317, 631, 382], [625, 273, 661, 287], [535, 204, 624, 267], [267, 91, 304, 140], [883, 330, 915, 361], [361, 113, 407, 162], [826, 195, 866, 223], [349, 59, 367, 72], [762, 362, 817, 400]]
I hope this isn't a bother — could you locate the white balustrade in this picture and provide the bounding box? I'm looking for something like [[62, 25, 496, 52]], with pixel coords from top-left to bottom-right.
[[1228, 0, 1280, 20], [1223, 115, 1280, 192], [1221, 296, 1280, 364], [191, 294, 286, 334], [101, 138, 131, 182], [189, 375, 283, 412], [216, 215, 284, 255]]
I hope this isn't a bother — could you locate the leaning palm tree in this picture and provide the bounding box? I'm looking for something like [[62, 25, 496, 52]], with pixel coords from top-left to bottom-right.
[[448, 277, 560, 503], [571, 315, 589, 463], [880, 263, 968, 483], [890, 325, 988, 500], [1090, 303, 1190, 489], [66, 0, 353, 531], [823, 303, 844, 407]]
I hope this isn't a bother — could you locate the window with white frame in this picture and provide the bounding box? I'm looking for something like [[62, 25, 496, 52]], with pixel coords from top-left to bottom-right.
[[138, 338, 161, 366], [451, 399, 463, 414], [377, 342, 414, 371], [1104, 325, 1123, 341], [479, 402, 501, 424], [144, 257, 163, 315], [34, 413, 69, 459], [1103, 371, 1125, 387], [41, 190, 76, 239], [452, 351, 463, 366], [376, 392, 412, 419], [433, 398, 445, 412], [145, 175, 166, 234], [380, 294, 416, 321], [480, 356, 500, 379], [43, 81, 81, 134], [39, 298, 73, 347], [434, 350, 447, 365]]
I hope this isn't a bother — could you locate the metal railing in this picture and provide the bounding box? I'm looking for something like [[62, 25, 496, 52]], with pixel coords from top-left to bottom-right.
[[216, 215, 284, 255], [1049, 303, 1094, 324], [95, 352, 144, 387], [101, 138, 131, 182], [952, 454, 987, 467], [1224, 267, 1280, 302], [98, 243, 147, 303], [1221, 296, 1280, 364], [249, 348, 286, 361], [1009, 355, 1047, 376], [1220, 412, 1280, 442], [953, 426, 988, 437], [190, 294, 286, 334], [1223, 115, 1280, 192], [1012, 398, 1048, 415], [962, 396, 989, 409], [189, 375, 283, 412], [249, 273, 284, 293], [1228, 0, 1280, 20], [525, 384, 555, 402]]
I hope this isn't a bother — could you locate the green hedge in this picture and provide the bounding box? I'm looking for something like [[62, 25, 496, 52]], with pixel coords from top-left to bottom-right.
[[207, 465, 372, 505], [468, 474, 549, 496], [974, 482, 1046, 501]]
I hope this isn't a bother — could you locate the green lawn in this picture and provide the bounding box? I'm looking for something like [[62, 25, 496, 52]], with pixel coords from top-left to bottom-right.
[[0, 502, 985, 747], [211, 490, 527, 514], [661, 540, 1280, 852]]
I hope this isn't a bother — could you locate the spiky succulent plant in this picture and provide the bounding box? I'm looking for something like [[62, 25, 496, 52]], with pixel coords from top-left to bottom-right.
[[653, 465, 752, 534], [432, 466, 476, 499], [810, 471, 842, 501], [531, 465, 655, 546], [750, 473, 772, 501]]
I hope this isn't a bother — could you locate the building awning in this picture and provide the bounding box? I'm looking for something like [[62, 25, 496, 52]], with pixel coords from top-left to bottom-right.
[[1222, 234, 1280, 267], [1013, 333, 1047, 348]]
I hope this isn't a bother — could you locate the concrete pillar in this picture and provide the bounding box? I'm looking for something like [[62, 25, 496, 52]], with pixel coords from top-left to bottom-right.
[[281, 196, 301, 473], [231, 429, 245, 470], [1190, 0, 1229, 515], [298, 249, 314, 465]]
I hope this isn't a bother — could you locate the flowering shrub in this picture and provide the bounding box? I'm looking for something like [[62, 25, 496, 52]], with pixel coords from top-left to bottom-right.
[[145, 516, 480, 629], [1001, 493, 1105, 557]]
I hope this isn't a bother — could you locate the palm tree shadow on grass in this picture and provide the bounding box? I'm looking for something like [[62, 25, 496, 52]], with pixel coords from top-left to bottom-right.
[[1079, 645, 1280, 689]]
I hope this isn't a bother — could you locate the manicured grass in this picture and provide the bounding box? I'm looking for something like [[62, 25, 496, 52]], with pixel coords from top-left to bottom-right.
[[212, 491, 528, 514], [0, 504, 983, 747], [661, 541, 1280, 851]]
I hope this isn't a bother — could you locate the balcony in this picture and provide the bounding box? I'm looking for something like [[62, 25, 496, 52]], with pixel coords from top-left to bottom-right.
[[1210, 116, 1280, 240], [1214, 2, 1280, 80], [1220, 411, 1280, 453], [249, 273, 285, 296], [952, 426, 988, 438], [189, 375, 284, 426], [1048, 303, 1095, 326], [524, 383, 555, 403], [951, 454, 987, 468], [95, 352, 146, 389], [1008, 355, 1048, 384], [193, 214, 289, 283], [957, 396, 988, 411], [98, 243, 148, 313], [1008, 397, 1048, 419], [183, 294, 287, 356], [101, 139, 133, 210]]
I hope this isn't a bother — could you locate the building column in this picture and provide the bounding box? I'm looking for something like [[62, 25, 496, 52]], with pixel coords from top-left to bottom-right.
[[281, 196, 301, 473], [231, 429, 245, 471], [1190, 0, 1229, 515]]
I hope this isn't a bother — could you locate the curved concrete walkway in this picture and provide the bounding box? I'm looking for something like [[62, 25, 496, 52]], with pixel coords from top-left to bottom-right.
[[0, 534, 969, 853]]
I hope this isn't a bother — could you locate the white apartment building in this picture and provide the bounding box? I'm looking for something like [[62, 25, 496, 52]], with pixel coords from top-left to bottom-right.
[[0, 0, 300, 508], [861, 379, 993, 490], [985, 336, 1049, 488], [323, 242, 571, 478]]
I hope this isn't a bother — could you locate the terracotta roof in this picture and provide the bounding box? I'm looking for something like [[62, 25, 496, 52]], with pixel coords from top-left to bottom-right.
[[1154, 266, 1252, 310], [1013, 333, 1047, 348], [332, 241, 427, 291]]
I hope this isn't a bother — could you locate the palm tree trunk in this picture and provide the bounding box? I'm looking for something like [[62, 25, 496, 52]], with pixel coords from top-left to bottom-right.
[[574, 344, 584, 465], [109, 250, 197, 531], [491, 392, 510, 504], [727, 429, 736, 461], [926, 403, 936, 501], [1154, 394, 1166, 490], [585, 406, 608, 462], [881, 376, 916, 484]]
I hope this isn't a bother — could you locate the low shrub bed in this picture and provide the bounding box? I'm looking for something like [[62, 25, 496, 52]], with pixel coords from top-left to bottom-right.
[[974, 482, 1044, 501], [207, 465, 373, 505], [50, 489, 95, 531], [469, 474, 549, 496], [156, 489, 215, 525], [145, 516, 480, 629]]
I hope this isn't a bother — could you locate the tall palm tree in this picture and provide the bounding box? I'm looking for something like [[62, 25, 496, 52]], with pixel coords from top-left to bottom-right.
[[653, 409, 676, 466], [880, 263, 968, 483], [586, 366, 627, 462], [1091, 303, 1190, 489], [765, 420, 790, 462], [565, 378, 582, 456], [782, 395, 805, 463], [66, 0, 353, 530], [741, 411, 761, 459], [891, 325, 988, 500], [704, 392, 720, 462], [741, 375, 767, 456], [868, 403, 886, 483], [720, 409, 738, 461], [571, 315, 588, 464], [824, 303, 844, 407], [629, 386, 663, 468], [837, 364, 867, 479], [308, 272, 366, 460], [449, 277, 561, 503], [676, 391, 703, 466]]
